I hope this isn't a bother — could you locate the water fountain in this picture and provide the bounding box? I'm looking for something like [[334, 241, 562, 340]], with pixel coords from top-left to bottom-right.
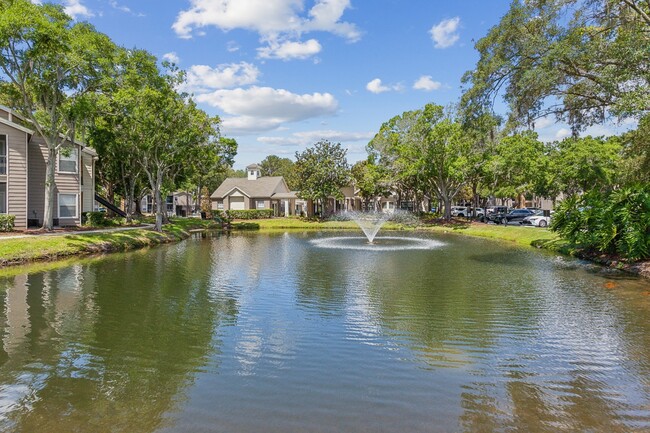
[[346, 210, 392, 243], [310, 210, 444, 251]]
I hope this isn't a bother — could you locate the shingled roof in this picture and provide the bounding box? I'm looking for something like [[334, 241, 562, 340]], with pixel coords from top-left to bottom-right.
[[211, 176, 288, 199]]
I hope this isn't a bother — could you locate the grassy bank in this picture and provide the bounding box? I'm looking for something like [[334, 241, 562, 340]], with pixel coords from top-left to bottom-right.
[[0, 218, 219, 267], [234, 217, 558, 247]]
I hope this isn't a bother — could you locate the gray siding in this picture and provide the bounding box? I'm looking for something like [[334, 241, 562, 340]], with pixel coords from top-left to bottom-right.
[[0, 124, 28, 227], [28, 136, 82, 226], [81, 152, 94, 212]]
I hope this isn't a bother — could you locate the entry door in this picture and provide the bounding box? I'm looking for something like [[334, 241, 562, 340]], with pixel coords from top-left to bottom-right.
[[229, 196, 245, 210]]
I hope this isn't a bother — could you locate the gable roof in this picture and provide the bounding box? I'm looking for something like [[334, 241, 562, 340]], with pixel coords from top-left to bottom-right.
[[0, 105, 97, 156], [211, 176, 287, 199]]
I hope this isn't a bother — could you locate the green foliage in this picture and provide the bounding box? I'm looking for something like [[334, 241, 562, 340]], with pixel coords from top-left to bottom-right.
[[620, 114, 650, 184], [295, 140, 350, 214], [215, 209, 274, 220], [550, 135, 622, 195], [462, 0, 650, 130], [0, 0, 117, 229], [551, 184, 650, 260], [260, 155, 297, 190], [84, 211, 108, 227], [0, 214, 15, 232]]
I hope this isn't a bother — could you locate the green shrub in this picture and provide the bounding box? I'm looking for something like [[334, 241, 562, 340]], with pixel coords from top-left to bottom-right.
[[84, 211, 110, 227], [0, 214, 15, 232], [216, 209, 274, 220], [551, 184, 650, 260]]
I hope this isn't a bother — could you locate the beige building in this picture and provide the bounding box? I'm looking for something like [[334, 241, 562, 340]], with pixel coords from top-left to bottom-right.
[[211, 164, 303, 216], [0, 106, 97, 228]]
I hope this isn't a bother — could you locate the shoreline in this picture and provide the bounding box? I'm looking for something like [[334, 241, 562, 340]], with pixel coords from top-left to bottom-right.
[[0, 218, 647, 281]]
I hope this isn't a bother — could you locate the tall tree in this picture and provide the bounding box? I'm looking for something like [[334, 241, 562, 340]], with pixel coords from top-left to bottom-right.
[[491, 131, 547, 207], [350, 159, 391, 210], [550, 135, 622, 195], [369, 104, 474, 219], [462, 0, 650, 132], [89, 48, 160, 222], [295, 140, 350, 216], [0, 0, 116, 229], [260, 155, 297, 189]]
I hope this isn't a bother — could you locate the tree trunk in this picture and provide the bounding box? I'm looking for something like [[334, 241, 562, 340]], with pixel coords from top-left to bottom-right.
[[42, 146, 56, 230], [443, 195, 452, 220]]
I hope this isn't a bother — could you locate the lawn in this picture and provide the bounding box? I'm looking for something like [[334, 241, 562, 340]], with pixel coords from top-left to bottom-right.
[[0, 218, 219, 267], [232, 217, 558, 248]]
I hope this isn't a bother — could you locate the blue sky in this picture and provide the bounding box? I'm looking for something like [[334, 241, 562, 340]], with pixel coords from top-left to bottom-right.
[[46, 0, 632, 168]]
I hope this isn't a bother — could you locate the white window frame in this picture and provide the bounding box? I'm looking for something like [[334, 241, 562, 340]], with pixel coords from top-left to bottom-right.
[[216, 201, 224, 210], [0, 182, 6, 214], [0, 134, 7, 176], [58, 193, 78, 219], [256, 200, 265, 209], [58, 146, 78, 174]]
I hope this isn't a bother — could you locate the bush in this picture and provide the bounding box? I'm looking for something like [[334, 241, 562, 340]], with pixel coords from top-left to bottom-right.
[[216, 209, 274, 220], [84, 211, 111, 227], [0, 214, 15, 232], [551, 184, 650, 260]]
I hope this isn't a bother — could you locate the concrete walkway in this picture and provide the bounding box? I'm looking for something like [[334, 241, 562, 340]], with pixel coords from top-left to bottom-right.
[[0, 224, 155, 240]]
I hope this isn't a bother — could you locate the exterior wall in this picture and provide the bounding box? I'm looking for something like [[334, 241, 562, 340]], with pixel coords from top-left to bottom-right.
[[0, 123, 28, 228], [80, 151, 94, 213], [28, 135, 82, 226]]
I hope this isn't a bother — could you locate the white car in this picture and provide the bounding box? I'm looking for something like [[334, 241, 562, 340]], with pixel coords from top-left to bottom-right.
[[523, 213, 551, 227], [450, 206, 469, 217]]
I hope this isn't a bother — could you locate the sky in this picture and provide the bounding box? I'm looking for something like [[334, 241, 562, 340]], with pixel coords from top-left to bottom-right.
[[42, 0, 634, 169]]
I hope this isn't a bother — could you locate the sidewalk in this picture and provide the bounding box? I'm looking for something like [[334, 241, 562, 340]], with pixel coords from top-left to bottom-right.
[[0, 224, 155, 240]]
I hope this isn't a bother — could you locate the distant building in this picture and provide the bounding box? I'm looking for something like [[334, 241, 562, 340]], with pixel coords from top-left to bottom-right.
[[211, 163, 303, 216]]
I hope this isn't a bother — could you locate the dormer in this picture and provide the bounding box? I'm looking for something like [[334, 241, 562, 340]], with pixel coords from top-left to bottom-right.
[[246, 163, 262, 180]]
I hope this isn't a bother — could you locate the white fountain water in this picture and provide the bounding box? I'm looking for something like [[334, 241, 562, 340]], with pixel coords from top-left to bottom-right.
[[345, 210, 392, 243], [309, 210, 444, 251]]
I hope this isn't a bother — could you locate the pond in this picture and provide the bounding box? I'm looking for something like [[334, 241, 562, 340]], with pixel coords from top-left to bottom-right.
[[1, 231, 650, 432]]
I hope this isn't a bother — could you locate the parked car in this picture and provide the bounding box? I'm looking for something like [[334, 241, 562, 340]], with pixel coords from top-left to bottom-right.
[[493, 208, 536, 225], [450, 206, 469, 217], [522, 210, 552, 227], [486, 206, 509, 223]]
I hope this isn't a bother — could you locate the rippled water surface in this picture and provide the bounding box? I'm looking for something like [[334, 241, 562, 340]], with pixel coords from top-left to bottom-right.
[[1, 231, 650, 432]]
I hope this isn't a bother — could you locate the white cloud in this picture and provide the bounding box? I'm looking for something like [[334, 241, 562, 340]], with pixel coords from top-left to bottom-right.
[[533, 116, 554, 129], [258, 130, 374, 146], [173, 0, 360, 40], [109, 0, 130, 13], [430, 17, 460, 49], [258, 38, 322, 60], [162, 52, 180, 64], [413, 75, 441, 91], [366, 78, 402, 94], [195, 86, 338, 134], [226, 41, 240, 52], [182, 62, 260, 93], [555, 128, 571, 139], [64, 0, 94, 19], [172, 0, 360, 61]]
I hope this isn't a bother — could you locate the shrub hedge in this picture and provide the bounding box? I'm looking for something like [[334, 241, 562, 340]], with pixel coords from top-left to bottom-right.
[[551, 184, 650, 260], [0, 214, 15, 232], [84, 211, 112, 227], [215, 209, 274, 219]]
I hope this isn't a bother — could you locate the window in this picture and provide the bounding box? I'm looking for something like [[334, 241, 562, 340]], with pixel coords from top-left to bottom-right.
[[256, 200, 265, 209], [58, 147, 78, 173], [0, 183, 6, 214], [216, 201, 224, 210], [58, 194, 78, 219], [0, 135, 6, 175]]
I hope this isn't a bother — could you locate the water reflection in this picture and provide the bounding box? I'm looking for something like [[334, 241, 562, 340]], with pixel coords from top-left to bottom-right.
[[0, 231, 649, 432], [0, 238, 238, 433]]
